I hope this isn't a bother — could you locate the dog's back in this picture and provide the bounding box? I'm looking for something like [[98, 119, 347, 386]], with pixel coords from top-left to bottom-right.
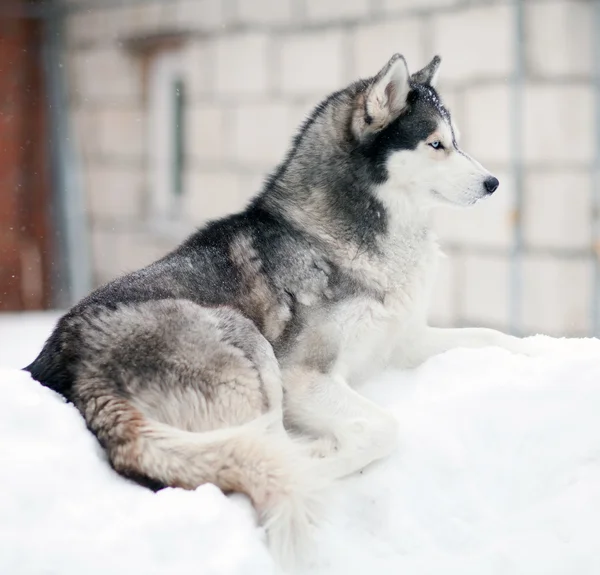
[[28, 207, 300, 392]]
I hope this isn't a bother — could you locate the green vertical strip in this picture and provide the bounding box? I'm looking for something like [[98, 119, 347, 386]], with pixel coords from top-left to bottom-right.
[[173, 78, 185, 199]]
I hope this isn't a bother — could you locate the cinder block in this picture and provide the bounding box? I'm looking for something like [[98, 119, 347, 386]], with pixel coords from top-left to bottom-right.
[[305, 0, 370, 22], [215, 33, 269, 97], [113, 231, 173, 274], [279, 30, 344, 96], [231, 102, 293, 167], [238, 172, 270, 204], [523, 85, 594, 165], [428, 251, 458, 327], [436, 85, 460, 123], [92, 269, 114, 290], [181, 41, 215, 99], [433, 169, 515, 250], [123, 2, 164, 35], [526, 0, 592, 78], [176, 0, 224, 30], [65, 10, 106, 46], [463, 84, 511, 165], [90, 227, 168, 282], [521, 255, 592, 336], [523, 170, 592, 250], [383, 0, 458, 13], [101, 6, 140, 41], [101, 2, 181, 39], [71, 107, 100, 160], [71, 48, 141, 104], [236, 0, 293, 25], [288, 102, 313, 135], [462, 253, 510, 328], [90, 228, 118, 283], [353, 18, 424, 80], [186, 105, 226, 162], [182, 172, 244, 223], [96, 107, 144, 160], [85, 165, 143, 221], [431, 4, 513, 82]]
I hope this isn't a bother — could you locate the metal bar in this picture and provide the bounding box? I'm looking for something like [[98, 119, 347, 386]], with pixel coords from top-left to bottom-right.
[[173, 78, 185, 200], [509, 0, 525, 336], [42, 0, 91, 306], [593, 0, 600, 336]]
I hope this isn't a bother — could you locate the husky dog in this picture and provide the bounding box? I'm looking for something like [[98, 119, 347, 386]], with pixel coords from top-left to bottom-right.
[[27, 54, 530, 567]]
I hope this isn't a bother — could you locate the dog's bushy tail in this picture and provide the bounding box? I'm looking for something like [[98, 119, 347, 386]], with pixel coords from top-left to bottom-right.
[[95, 402, 326, 569]]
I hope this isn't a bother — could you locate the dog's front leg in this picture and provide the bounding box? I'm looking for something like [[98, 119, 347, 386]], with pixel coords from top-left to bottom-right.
[[282, 367, 398, 480], [397, 325, 530, 368]]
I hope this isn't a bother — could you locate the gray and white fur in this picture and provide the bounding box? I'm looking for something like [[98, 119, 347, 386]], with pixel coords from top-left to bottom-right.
[[26, 54, 532, 569]]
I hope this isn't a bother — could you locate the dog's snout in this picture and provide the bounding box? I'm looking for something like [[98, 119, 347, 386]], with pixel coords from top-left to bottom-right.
[[484, 176, 499, 194]]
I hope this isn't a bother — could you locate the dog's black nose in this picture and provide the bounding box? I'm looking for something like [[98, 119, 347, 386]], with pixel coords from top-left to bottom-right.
[[484, 177, 499, 194]]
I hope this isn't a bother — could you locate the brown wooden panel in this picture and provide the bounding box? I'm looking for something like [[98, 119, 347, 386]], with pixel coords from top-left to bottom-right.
[[0, 0, 52, 311]]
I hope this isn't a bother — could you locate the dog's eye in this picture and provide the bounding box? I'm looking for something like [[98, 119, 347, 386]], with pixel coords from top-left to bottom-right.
[[429, 141, 444, 150]]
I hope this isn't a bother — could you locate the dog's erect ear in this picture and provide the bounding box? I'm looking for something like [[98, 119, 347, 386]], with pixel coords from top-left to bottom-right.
[[352, 54, 410, 139], [411, 55, 441, 87]]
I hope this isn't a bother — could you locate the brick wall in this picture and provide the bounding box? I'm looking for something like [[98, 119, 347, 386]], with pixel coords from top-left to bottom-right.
[[65, 0, 597, 336]]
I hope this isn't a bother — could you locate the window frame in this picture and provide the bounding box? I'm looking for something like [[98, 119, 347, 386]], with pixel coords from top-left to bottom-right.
[[147, 49, 188, 233]]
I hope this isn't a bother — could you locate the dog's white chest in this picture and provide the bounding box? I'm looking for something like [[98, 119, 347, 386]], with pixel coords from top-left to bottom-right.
[[329, 234, 441, 383], [327, 297, 400, 382]]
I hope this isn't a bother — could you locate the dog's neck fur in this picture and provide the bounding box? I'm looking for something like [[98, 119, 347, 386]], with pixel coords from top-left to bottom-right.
[[256, 89, 438, 292], [260, 171, 435, 294]]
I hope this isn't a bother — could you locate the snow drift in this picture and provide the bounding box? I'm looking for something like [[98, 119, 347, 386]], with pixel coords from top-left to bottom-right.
[[1, 314, 600, 574]]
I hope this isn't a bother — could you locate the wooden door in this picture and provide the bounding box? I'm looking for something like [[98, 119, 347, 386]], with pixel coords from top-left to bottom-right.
[[0, 2, 53, 311]]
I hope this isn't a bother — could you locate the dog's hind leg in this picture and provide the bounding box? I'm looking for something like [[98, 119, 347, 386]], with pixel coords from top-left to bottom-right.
[[72, 300, 326, 569], [283, 368, 399, 480]]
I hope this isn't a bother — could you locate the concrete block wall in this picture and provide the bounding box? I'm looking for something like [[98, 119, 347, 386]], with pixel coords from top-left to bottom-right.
[[65, 0, 597, 336]]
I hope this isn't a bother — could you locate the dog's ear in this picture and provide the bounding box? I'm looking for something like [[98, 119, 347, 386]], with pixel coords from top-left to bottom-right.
[[352, 54, 410, 139], [411, 55, 441, 87]]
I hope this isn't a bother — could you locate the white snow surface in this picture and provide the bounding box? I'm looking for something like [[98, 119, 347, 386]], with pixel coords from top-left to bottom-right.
[[2, 313, 600, 575]]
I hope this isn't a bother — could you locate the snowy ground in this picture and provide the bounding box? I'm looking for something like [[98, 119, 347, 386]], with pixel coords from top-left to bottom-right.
[[2, 313, 600, 575]]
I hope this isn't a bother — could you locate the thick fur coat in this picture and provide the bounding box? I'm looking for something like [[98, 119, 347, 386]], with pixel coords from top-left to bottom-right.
[[27, 54, 530, 568]]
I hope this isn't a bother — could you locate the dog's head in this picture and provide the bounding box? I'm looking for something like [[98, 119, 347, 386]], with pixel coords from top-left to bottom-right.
[[264, 54, 499, 242], [352, 54, 498, 209]]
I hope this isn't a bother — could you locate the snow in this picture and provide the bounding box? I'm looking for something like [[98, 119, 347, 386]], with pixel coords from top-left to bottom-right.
[[2, 313, 600, 575], [0, 312, 62, 369]]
